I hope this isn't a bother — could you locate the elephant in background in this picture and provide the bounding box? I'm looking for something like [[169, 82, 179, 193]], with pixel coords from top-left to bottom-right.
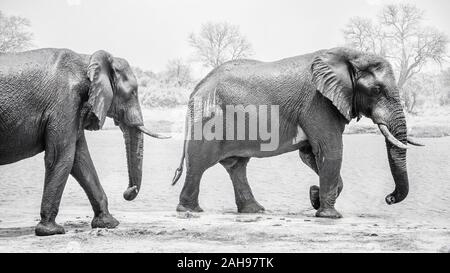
[[0, 48, 168, 236], [172, 47, 423, 218]]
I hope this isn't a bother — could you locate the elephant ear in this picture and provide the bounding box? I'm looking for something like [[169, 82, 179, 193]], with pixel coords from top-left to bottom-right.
[[84, 50, 114, 130], [311, 48, 357, 122]]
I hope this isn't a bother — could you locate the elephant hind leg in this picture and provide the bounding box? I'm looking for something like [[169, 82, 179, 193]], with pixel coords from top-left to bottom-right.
[[177, 157, 209, 213], [220, 157, 264, 213], [299, 142, 343, 211], [177, 140, 221, 213]]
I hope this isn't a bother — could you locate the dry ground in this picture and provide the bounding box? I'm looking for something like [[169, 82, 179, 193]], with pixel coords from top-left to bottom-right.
[[0, 108, 449, 252]]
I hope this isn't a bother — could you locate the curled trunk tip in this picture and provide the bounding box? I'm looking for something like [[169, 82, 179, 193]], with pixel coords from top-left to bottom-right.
[[123, 185, 139, 201]]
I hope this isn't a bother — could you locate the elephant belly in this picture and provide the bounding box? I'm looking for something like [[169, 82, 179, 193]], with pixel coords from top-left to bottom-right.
[[221, 124, 309, 159], [0, 130, 45, 165]]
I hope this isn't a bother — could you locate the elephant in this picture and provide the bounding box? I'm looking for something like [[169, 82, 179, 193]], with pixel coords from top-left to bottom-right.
[[172, 47, 423, 218], [0, 48, 168, 236]]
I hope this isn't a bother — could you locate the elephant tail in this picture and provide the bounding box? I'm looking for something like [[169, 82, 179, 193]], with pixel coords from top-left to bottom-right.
[[172, 107, 190, 186]]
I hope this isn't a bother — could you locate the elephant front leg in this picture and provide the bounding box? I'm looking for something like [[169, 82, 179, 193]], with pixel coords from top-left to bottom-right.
[[315, 156, 343, 219], [35, 143, 76, 236], [307, 136, 344, 219], [220, 157, 264, 213], [299, 143, 343, 212], [70, 134, 119, 229], [309, 176, 343, 211]]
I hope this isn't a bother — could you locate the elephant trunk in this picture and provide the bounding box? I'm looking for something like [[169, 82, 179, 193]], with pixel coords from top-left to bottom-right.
[[120, 124, 144, 201], [382, 109, 409, 205]]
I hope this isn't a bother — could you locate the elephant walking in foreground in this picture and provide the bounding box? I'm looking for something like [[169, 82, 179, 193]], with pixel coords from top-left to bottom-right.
[[0, 49, 168, 236], [172, 47, 422, 218]]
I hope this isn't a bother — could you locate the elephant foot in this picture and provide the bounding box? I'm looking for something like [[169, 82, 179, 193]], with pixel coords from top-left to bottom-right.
[[315, 207, 343, 219], [237, 201, 265, 213], [309, 185, 320, 210], [176, 203, 204, 213], [35, 221, 65, 236], [91, 213, 120, 229]]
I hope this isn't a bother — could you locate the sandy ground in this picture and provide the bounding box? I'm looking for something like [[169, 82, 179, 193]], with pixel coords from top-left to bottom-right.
[[1, 211, 449, 253], [0, 130, 449, 252]]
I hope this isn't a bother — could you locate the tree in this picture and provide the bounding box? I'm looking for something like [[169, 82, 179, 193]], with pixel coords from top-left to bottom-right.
[[343, 4, 448, 112], [402, 73, 435, 113], [439, 68, 450, 106], [132, 67, 157, 88], [442, 68, 450, 86], [343, 17, 388, 57], [0, 11, 33, 53], [164, 58, 192, 87], [188, 22, 253, 68]]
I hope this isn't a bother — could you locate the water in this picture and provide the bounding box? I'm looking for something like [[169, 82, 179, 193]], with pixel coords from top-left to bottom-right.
[[0, 132, 449, 228]]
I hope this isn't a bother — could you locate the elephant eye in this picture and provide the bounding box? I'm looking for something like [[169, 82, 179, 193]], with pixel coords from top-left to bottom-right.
[[372, 86, 381, 95]]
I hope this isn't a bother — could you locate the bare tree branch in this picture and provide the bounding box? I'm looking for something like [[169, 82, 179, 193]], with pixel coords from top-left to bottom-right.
[[343, 4, 448, 112], [164, 58, 193, 87], [188, 22, 253, 69]]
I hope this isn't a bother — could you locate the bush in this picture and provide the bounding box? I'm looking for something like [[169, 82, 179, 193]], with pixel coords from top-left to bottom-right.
[[133, 65, 193, 108], [409, 125, 450, 138], [439, 88, 450, 106], [139, 85, 190, 108]]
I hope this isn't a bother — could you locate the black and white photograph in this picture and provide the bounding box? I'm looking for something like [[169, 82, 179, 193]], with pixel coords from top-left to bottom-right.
[[0, 0, 449, 255]]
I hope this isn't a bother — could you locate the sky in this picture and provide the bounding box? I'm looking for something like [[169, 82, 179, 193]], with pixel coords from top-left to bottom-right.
[[2, 0, 450, 76]]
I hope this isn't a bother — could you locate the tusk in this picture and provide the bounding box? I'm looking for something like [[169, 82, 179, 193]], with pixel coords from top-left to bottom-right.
[[137, 126, 171, 139], [407, 136, 425, 146], [378, 124, 408, 150]]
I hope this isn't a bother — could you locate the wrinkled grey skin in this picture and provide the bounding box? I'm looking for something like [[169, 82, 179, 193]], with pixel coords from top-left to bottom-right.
[[0, 48, 166, 236], [172, 47, 421, 218]]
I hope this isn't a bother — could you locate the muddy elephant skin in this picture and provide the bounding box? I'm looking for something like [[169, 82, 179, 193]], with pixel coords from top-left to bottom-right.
[[172, 47, 422, 218], [0, 48, 167, 236]]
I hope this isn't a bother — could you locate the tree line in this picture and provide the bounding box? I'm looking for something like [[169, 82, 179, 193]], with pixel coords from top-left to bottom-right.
[[1, 4, 449, 112]]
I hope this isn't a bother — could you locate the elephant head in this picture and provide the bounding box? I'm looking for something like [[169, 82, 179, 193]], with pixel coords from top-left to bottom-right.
[[311, 47, 423, 205], [84, 50, 169, 201]]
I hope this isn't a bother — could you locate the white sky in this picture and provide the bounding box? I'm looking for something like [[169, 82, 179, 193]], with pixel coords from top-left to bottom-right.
[[2, 0, 450, 76]]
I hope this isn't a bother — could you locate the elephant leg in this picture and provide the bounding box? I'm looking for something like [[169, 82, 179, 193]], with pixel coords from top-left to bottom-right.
[[299, 143, 343, 210], [177, 139, 222, 212], [70, 133, 119, 229], [177, 157, 208, 212], [308, 140, 343, 219], [35, 136, 76, 236], [220, 157, 264, 213]]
